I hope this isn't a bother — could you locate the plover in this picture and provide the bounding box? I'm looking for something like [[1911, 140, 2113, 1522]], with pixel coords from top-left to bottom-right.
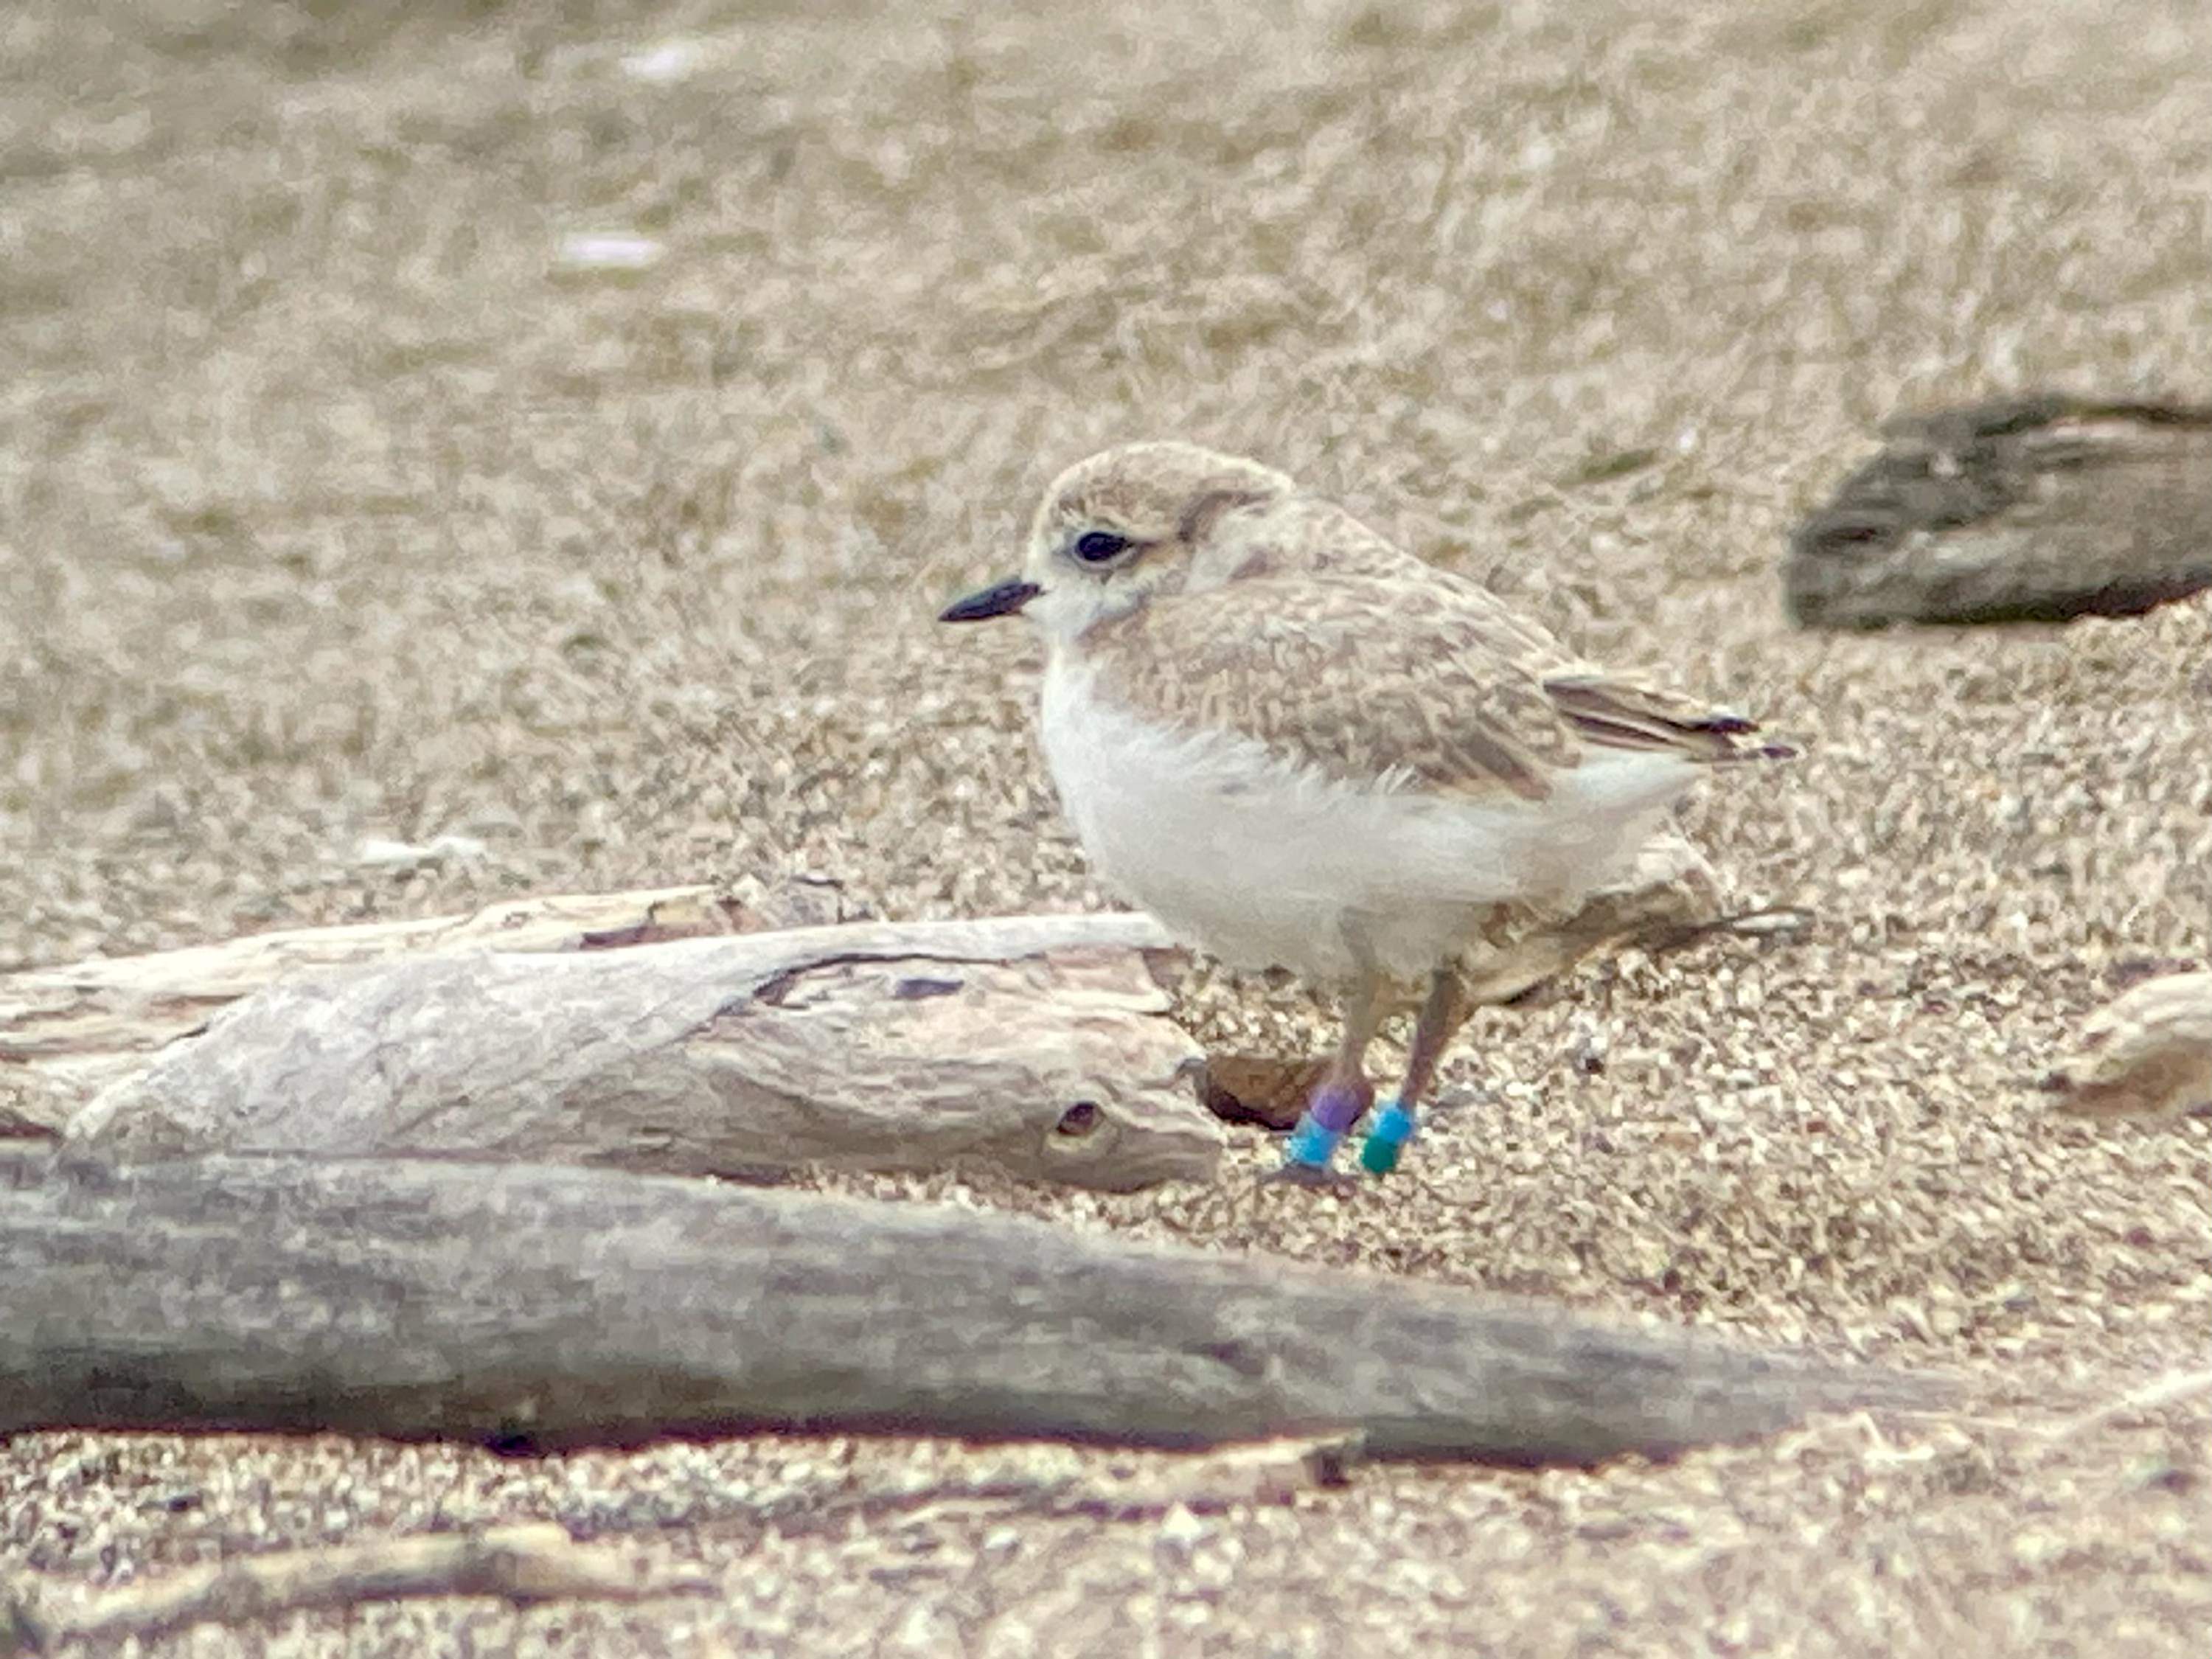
[[942, 441, 1792, 1180]]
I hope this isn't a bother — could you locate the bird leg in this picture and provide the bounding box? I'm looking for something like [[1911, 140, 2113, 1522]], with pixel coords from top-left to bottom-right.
[[1274, 970, 1390, 1182], [1359, 967, 1463, 1175]]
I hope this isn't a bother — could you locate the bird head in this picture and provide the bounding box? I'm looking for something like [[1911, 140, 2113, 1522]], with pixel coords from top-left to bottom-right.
[[939, 441, 1295, 644]]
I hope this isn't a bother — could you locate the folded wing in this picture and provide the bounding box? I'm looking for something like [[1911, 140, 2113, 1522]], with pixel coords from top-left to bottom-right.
[[1090, 571, 1789, 804]]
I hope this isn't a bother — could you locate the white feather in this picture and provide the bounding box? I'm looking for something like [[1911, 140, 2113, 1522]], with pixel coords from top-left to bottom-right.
[[1040, 656, 1699, 984]]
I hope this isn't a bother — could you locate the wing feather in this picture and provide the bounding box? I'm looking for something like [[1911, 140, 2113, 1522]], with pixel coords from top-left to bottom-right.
[[1087, 572, 1784, 799]]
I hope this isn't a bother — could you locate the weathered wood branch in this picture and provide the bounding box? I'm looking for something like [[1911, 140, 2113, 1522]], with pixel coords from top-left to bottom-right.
[[0, 881, 835, 1129], [9, 852, 1786, 1179], [0, 1151, 1940, 1464], [1787, 394, 2212, 629], [2045, 971, 2212, 1122], [0, 1523, 711, 1656], [0, 1434, 1363, 1654], [1433, 829, 1734, 1007], [60, 911, 1217, 1192]]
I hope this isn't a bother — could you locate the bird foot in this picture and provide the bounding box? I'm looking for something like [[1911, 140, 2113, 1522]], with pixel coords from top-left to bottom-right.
[[1259, 1087, 1380, 1189], [1259, 1158, 1363, 1193]]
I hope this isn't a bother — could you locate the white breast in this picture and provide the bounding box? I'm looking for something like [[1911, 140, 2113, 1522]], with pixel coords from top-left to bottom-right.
[[1037, 655, 1697, 984]]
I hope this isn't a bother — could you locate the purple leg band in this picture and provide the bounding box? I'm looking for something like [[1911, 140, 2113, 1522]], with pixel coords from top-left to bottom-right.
[[1309, 1080, 1367, 1135]]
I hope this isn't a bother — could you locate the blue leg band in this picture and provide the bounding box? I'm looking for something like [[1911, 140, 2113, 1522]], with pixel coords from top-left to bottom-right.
[[1284, 1114, 1343, 1168]]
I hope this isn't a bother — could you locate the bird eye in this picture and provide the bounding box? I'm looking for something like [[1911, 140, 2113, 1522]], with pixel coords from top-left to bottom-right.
[[1054, 1100, 1102, 1136], [1071, 530, 1130, 564]]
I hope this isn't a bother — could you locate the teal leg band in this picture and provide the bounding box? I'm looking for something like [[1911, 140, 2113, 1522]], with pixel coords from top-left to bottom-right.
[[1357, 1099, 1417, 1174]]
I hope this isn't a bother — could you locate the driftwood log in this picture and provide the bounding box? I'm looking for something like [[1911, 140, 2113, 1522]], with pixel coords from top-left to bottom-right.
[[12, 839, 1774, 1172], [1787, 394, 2212, 629], [58, 911, 1220, 1192], [0, 883, 779, 1133], [2045, 971, 2212, 1123], [0, 1150, 1936, 1464]]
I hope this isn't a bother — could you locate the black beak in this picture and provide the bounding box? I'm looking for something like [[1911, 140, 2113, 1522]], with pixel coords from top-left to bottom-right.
[[939, 577, 1041, 623]]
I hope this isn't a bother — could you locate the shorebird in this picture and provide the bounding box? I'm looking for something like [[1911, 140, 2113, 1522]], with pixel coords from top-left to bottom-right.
[[942, 441, 1792, 1181]]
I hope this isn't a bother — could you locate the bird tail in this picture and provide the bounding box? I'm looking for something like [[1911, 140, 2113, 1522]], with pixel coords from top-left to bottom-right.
[[1542, 673, 1799, 765]]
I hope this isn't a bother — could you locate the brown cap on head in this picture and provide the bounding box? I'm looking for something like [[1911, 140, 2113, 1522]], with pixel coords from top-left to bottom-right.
[[1032, 442, 1296, 552]]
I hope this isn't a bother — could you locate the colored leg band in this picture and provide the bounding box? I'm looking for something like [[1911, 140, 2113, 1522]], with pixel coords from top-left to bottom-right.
[[1357, 1100, 1417, 1175], [1307, 1081, 1368, 1135], [1284, 1114, 1343, 1167], [1282, 1081, 1368, 1170]]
